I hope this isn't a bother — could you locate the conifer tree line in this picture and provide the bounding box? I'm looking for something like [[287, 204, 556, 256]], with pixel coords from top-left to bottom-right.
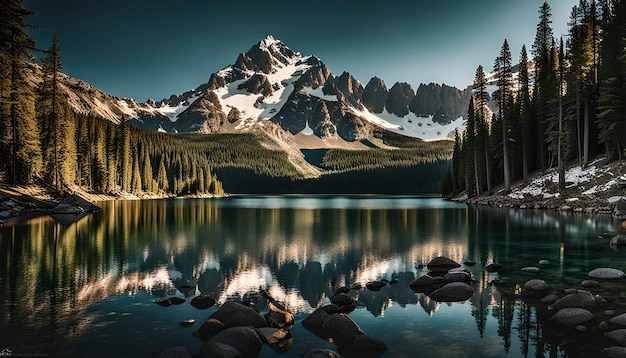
[[445, 0, 626, 197], [0, 0, 223, 196]]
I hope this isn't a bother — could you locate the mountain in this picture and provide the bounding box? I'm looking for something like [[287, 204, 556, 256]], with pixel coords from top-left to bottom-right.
[[50, 36, 473, 144]]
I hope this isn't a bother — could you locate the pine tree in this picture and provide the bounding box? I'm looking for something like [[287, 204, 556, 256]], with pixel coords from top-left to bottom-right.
[[532, 2, 554, 170], [473, 65, 491, 192], [494, 39, 513, 192], [517, 45, 533, 180], [0, 0, 41, 184], [596, 0, 626, 159]]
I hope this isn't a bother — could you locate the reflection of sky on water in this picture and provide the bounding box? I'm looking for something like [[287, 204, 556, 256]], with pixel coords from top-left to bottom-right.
[[0, 197, 621, 357]]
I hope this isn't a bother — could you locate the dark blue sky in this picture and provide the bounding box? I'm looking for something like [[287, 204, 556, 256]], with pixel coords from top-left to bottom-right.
[[25, 0, 576, 102]]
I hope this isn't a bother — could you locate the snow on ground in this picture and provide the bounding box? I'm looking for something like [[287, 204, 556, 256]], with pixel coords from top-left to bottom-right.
[[301, 121, 314, 135], [508, 158, 615, 199], [354, 107, 464, 141], [117, 99, 138, 119]]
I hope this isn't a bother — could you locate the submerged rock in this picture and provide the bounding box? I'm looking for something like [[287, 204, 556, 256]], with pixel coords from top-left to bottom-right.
[[158, 346, 192, 358], [551, 308, 593, 326], [486, 262, 503, 272], [609, 313, 626, 326], [179, 319, 195, 327], [549, 291, 600, 310], [524, 279, 549, 292], [444, 270, 472, 283], [256, 327, 293, 353], [330, 293, 357, 313], [264, 302, 295, 329], [169, 297, 186, 305], [588, 267, 626, 279], [521, 266, 540, 273], [603, 346, 626, 357]]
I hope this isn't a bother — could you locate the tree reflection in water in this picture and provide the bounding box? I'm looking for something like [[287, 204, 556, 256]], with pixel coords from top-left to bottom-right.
[[0, 198, 619, 357]]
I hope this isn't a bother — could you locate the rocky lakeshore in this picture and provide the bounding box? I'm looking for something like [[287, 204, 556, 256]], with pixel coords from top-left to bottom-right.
[[452, 158, 626, 219]]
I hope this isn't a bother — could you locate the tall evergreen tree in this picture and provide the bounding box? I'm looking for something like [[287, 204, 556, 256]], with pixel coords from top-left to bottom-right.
[[0, 0, 41, 184], [494, 39, 513, 192], [517, 45, 533, 180], [473, 65, 491, 192]]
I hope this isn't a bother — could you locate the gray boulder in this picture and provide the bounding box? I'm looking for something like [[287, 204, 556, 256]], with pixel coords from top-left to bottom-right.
[[194, 301, 267, 341], [444, 270, 472, 283], [605, 329, 626, 346], [301, 305, 342, 333], [610, 234, 626, 246], [200, 326, 263, 358], [549, 291, 599, 310], [581, 280, 600, 287], [426, 256, 461, 273], [551, 308, 593, 326], [588, 268, 626, 279], [524, 279, 549, 292], [409, 274, 446, 292], [428, 282, 474, 302], [541, 295, 559, 304], [610, 313, 626, 326], [303, 349, 343, 358], [603, 346, 626, 358], [521, 266, 540, 273]]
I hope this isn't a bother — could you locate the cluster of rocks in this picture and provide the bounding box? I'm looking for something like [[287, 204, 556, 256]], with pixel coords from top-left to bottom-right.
[[302, 289, 388, 358], [409, 256, 474, 302], [513, 259, 626, 356]]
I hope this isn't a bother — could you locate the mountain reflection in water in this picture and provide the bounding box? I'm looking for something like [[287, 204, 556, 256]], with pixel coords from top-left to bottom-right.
[[0, 197, 620, 357]]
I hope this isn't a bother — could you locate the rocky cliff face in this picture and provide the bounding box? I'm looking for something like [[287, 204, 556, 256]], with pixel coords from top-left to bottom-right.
[[409, 83, 472, 124], [362, 77, 388, 114], [385, 82, 415, 117]]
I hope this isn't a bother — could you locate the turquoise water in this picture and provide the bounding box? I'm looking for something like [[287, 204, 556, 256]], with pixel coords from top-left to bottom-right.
[[0, 197, 624, 357]]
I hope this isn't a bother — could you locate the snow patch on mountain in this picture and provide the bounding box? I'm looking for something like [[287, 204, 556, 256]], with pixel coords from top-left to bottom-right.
[[302, 86, 338, 101], [355, 107, 463, 141]]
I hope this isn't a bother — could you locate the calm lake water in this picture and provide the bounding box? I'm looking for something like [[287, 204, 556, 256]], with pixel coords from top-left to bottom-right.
[[1, 196, 625, 357]]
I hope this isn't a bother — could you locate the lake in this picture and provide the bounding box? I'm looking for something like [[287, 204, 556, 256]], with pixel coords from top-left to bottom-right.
[[0, 196, 624, 357]]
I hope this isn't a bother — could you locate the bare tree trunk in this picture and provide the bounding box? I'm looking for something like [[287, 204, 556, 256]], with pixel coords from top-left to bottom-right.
[[583, 98, 590, 167]]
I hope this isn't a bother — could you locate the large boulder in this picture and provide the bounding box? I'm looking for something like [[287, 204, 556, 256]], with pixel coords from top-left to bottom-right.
[[200, 326, 263, 358], [605, 329, 626, 346], [549, 291, 601, 310], [588, 268, 626, 279], [427, 282, 474, 302], [524, 279, 549, 292], [409, 274, 446, 293], [301, 305, 341, 333], [609, 313, 626, 326], [193, 301, 267, 341], [610, 234, 626, 246], [551, 308, 593, 326], [603, 346, 626, 357], [444, 270, 472, 283], [324, 313, 365, 343], [426, 256, 461, 273]]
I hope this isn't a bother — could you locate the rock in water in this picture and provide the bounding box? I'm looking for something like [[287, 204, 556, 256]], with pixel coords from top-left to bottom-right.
[[158, 346, 192, 358], [330, 293, 357, 313], [486, 262, 503, 272], [524, 279, 549, 292], [551, 308, 593, 326], [610, 234, 626, 246], [365, 281, 386, 291], [154, 298, 172, 307], [521, 266, 540, 273], [191, 295, 216, 310], [179, 319, 195, 327], [603, 346, 626, 357], [193, 301, 267, 342], [256, 327, 293, 353], [426, 256, 461, 272], [549, 291, 599, 310], [588, 268, 626, 279], [605, 329, 626, 346], [49, 194, 101, 214], [303, 349, 343, 358], [264, 302, 295, 329], [168, 297, 186, 305], [444, 270, 472, 283], [200, 326, 263, 358], [324, 313, 365, 343], [610, 313, 626, 326], [428, 282, 474, 302]]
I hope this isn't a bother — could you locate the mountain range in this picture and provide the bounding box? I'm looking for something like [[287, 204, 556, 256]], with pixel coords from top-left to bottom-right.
[[49, 36, 474, 148]]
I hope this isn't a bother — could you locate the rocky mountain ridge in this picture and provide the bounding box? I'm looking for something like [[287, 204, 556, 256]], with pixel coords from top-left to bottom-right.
[[48, 36, 473, 144]]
